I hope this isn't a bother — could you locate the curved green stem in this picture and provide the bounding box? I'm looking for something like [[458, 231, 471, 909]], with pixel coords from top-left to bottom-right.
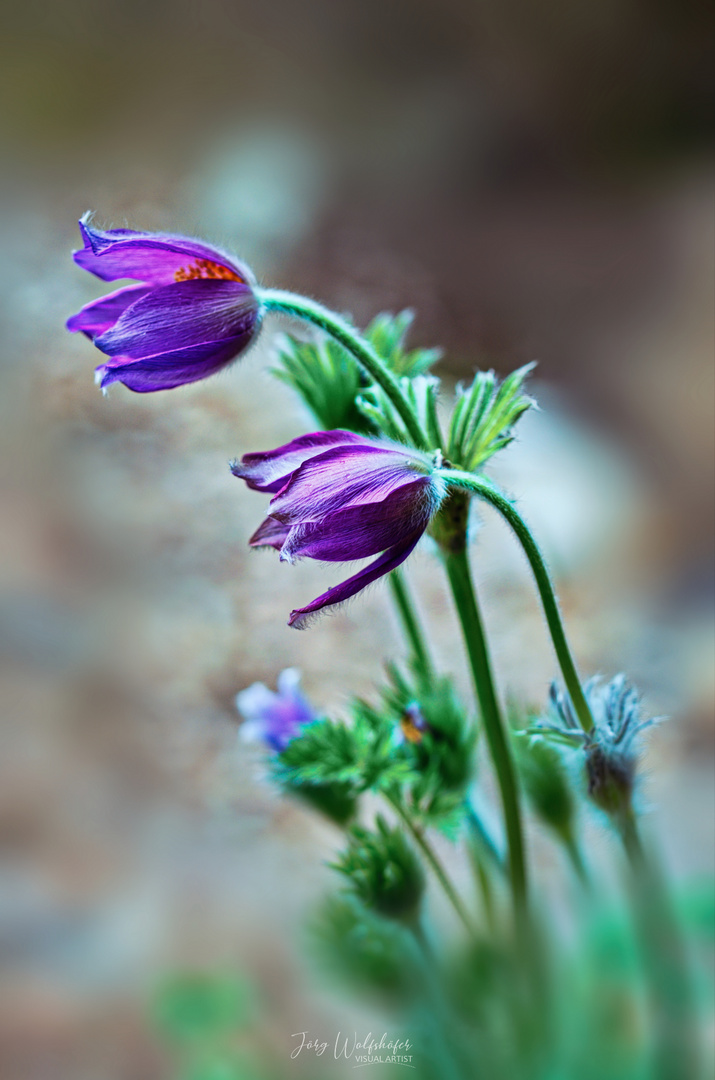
[[443, 547, 528, 920], [437, 469, 595, 734], [386, 793, 477, 938], [388, 569, 434, 681], [257, 288, 429, 449]]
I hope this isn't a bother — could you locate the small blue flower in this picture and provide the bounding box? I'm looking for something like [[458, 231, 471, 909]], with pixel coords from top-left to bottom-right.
[[236, 669, 316, 752]]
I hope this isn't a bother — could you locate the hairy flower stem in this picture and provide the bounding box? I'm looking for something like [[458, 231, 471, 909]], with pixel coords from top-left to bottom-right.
[[465, 806, 503, 931], [388, 569, 434, 682], [257, 289, 429, 449], [436, 470, 595, 734], [443, 547, 528, 924], [563, 833, 590, 886], [386, 793, 477, 938], [465, 802, 505, 875], [619, 813, 699, 1080]]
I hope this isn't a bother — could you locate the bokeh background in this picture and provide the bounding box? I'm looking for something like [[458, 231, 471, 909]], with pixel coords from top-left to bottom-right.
[[0, 1, 713, 1076]]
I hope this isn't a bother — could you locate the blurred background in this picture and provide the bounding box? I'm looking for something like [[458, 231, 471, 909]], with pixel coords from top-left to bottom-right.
[[0, 1, 713, 1076]]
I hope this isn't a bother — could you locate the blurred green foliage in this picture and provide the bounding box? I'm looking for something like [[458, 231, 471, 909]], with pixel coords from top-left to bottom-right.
[[154, 973, 254, 1042], [154, 973, 270, 1080], [272, 310, 441, 436], [330, 816, 425, 921]]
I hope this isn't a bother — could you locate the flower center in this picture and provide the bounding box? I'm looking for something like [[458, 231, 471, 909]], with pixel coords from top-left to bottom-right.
[[400, 716, 424, 744], [174, 259, 243, 283]]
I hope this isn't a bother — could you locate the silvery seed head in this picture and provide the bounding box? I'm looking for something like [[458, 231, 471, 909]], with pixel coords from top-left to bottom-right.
[[545, 674, 663, 820]]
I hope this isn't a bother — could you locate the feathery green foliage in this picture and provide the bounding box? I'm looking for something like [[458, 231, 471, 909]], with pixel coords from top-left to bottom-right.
[[331, 816, 425, 921], [272, 310, 441, 434], [447, 363, 535, 470]]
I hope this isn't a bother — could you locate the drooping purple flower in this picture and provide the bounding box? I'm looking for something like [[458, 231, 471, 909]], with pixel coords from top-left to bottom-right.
[[236, 668, 316, 752], [231, 430, 446, 628], [67, 215, 261, 393]]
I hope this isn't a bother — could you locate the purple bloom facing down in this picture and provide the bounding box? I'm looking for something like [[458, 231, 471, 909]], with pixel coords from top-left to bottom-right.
[[236, 668, 316, 752], [231, 431, 446, 628], [67, 215, 261, 392]]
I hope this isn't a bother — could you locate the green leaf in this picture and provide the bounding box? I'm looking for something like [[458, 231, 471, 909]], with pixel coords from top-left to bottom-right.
[[272, 333, 371, 433], [364, 309, 442, 377], [447, 363, 536, 471], [274, 719, 363, 785], [357, 374, 443, 448], [272, 312, 442, 437], [274, 715, 410, 795]]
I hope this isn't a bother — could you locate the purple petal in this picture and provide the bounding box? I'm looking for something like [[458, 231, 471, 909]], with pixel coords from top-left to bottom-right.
[[269, 444, 429, 525], [66, 284, 152, 338], [249, 516, 291, 550], [74, 217, 252, 285], [94, 279, 258, 360], [231, 430, 365, 493], [96, 332, 254, 392], [280, 480, 433, 563], [288, 530, 424, 629]]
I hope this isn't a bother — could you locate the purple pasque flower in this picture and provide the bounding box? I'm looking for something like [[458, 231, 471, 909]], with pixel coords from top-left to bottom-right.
[[231, 430, 446, 628], [67, 215, 261, 393], [236, 668, 316, 751]]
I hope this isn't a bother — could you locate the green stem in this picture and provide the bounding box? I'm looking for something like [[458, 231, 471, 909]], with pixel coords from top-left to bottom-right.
[[257, 288, 429, 449], [437, 470, 595, 734], [469, 844, 496, 931], [618, 812, 699, 1080], [443, 547, 528, 920], [561, 830, 589, 886], [386, 793, 477, 938], [388, 569, 434, 680], [465, 805, 502, 931], [465, 801, 505, 876]]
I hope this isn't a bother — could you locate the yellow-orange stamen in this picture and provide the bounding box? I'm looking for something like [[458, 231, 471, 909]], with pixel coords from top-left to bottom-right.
[[174, 258, 243, 283], [400, 714, 424, 744]]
